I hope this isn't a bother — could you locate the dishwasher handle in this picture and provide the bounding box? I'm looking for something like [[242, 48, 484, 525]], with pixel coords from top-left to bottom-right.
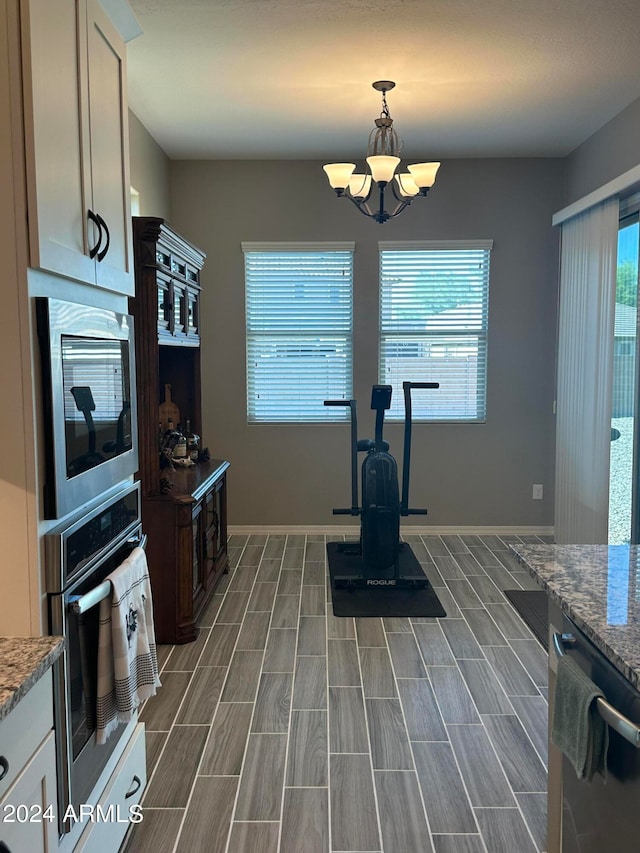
[[553, 631, 640, 749]]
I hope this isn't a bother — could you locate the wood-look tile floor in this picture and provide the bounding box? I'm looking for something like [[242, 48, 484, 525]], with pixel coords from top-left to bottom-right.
[[122, 532, 551, 853]]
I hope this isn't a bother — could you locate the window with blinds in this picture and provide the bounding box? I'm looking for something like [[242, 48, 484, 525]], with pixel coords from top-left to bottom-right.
[[243, 243, 354, 422], [379, 241, 492, 421]]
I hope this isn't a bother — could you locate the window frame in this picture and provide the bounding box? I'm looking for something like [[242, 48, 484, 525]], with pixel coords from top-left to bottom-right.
[[242, 241, 355, 424], [378, 240, 493, 423]]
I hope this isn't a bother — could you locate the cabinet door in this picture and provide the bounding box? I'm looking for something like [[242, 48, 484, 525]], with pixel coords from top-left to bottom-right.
[[22, 0, 96, 285], [205, 487, 221, 560], [85, 0, 134, 295], [157, 273, 172, 338], [171, 281, 187, 338], [204, 482, 226, 588], [186, 287, 200, 341], [191, 503, 205, 596], [21, 0, 133, 294], [0, 732, 57, 853]]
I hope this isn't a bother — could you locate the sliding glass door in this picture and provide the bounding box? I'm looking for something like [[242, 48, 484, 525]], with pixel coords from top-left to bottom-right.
[[609, 211, 640, 544]]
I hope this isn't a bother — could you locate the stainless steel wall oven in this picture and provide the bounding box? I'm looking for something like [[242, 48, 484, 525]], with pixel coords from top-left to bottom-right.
[[45, 482, 145, 835], [36, 296, 139, 520]]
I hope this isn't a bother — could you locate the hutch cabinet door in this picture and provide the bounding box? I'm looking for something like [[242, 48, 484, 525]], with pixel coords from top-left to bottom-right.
[[191, 501, 205, 598], [186, 286, 200, 341], [171, 280, 187, 338]]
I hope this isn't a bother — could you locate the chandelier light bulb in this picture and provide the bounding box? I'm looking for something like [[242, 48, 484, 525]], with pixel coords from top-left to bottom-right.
[[407, 162, 441, 189], [323, 163, 356, 190], [395, 173, 420, 197], [366, 155, 401, 184], [348, 174, 372, 199]]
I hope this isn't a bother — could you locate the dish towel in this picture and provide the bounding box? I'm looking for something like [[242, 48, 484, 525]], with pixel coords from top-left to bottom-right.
[[96, 546, 161, 744], [551, 652, 609, 781]]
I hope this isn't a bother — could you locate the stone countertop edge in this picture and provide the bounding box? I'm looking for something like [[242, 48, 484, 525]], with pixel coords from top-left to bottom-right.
[[508, 543, 640, 692], [0, 636, 65, 721]]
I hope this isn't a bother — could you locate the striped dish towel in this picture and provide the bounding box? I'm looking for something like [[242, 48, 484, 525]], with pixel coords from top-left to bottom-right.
[[96, 546, 161, 744]]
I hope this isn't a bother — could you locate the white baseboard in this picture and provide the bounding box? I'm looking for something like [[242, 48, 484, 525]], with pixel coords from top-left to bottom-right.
[[228, 524, 555, 537]]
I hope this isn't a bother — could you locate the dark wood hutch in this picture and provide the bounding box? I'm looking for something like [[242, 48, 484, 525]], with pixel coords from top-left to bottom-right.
[[130, 216, 229, 644]]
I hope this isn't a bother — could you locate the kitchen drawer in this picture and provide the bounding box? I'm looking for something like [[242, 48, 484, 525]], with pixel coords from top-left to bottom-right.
[[0, 672, 53, 801], [73, 722, 146, 853]]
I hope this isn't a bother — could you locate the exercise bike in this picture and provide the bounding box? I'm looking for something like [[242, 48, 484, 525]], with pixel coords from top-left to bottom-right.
[[324, 381, 438, 589]]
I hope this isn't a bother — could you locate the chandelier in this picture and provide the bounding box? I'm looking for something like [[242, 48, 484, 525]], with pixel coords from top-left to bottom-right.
[[323, 81, 440, 224]]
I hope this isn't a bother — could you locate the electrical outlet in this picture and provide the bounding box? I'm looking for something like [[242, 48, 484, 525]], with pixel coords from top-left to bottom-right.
[[532, 484, 543, 500]]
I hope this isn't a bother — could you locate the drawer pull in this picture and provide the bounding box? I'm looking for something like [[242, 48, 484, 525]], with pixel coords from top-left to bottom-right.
[[0, 755, 8, 781], [125, 774, 142, 799]]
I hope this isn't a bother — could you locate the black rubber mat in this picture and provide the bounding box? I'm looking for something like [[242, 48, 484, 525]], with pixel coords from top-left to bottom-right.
[[504, 589, 548, 648], [327, 541, 446, 618]]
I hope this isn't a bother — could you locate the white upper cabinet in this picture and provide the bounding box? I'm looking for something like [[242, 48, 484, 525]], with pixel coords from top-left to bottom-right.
[[21, 0, 137, 295]]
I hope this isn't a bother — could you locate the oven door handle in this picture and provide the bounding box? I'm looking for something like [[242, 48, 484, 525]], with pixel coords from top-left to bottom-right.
[[553, 631, 640, 748], [70, 533, 148, 615], [126, 531, 147, 550]]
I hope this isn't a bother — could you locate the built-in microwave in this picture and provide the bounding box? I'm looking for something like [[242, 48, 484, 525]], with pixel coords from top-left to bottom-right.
[[36, 297, 139, 519]]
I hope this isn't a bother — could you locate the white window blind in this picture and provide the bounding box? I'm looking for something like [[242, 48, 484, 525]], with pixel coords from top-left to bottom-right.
[[379, 241, 492, 421], [243, 243, 354, 422]]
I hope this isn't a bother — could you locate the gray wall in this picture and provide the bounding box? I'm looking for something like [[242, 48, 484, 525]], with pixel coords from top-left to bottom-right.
[[564, 95, 640, 205], [169, 157, 563, 527], [128, 110, 171, 220]]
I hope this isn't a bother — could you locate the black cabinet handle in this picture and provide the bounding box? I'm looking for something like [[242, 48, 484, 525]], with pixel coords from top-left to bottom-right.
[[125, 774, 142, 799], [87, 209, 102, 259], [96, 213, 110, 262], [0, 755, 8, 781]]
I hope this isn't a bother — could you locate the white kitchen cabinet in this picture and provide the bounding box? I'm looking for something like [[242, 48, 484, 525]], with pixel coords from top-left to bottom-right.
[[0, 732, 57, 853], [21, 0, 138, 295], [72, 723, 146, 853], [0, 672, 57, 853]]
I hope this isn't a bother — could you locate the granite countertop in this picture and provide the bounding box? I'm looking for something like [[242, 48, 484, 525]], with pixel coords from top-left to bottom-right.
[[0, 636, 65, 721], [511, 543, 640, 691]]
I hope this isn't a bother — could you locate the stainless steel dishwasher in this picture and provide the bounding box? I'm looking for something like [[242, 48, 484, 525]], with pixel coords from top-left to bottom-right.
[[554, 614, 640, 852]]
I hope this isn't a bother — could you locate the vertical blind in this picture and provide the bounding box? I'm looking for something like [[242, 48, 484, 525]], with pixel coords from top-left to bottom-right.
[[379, 241, 492, 420], [554, 199, 619, 543], [243, 243, 354, 422]]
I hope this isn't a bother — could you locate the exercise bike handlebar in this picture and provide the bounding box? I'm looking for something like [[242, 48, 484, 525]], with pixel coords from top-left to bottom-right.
[[402, 381, 440, 390], [324, 398, 359, 514], [401, 381, 439, 513]]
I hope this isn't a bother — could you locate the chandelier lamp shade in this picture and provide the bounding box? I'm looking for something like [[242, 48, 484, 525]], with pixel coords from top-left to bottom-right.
[[323, 81, 441, 224]]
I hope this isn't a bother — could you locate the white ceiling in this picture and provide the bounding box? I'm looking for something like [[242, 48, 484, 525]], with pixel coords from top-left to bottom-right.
[[126, 0, 640, 161]]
